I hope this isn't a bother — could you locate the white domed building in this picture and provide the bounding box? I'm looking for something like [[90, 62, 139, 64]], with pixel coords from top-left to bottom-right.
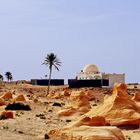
[[83, 64, 99, 73], [77, 64, 102, 80], [77, 64, 125, 87]]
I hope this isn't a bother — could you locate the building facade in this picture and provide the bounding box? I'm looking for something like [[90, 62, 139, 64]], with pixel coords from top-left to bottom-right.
[[102, 73, 125, 88], [77, 64, 125, 88]]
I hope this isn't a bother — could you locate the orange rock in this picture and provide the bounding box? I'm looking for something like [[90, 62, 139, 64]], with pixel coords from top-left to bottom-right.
[[0, 98, 7, 106], [1, 111, 14, 119], [47, 91, 62, 99], [73, 116, 106, 127], [84, 83, 140, 126], [85, 90, 96, 101], [33, 98, 38, 103], [63, 90, 70, 96], [113, 83, 127, 96], [58, 108, 76, 117], [132, 93, 140, 101], [78, 106, 90, 113], [70, 91, 90, 108], [49, 126, 125, 140], [58, 91, 91, 117], [15, 95, 26, 101], [2, 92, 13, 100]]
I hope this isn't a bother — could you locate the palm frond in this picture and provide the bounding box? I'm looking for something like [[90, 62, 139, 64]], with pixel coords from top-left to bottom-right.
[[54, 64, 59, 71]]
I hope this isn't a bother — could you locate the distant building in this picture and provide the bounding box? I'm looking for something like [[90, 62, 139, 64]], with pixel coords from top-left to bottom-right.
[[102, 73, 125, 88], [76, 64, 125, 88], [31, 64, 125, 88], [77, 64, 102, 80]]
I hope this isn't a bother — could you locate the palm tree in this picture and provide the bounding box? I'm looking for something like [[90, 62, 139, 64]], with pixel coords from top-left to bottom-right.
[[9, 74, 13, 81], [42, 53, 61, 95], [5, 72, 13, 82], [0, 74, 3, 81]]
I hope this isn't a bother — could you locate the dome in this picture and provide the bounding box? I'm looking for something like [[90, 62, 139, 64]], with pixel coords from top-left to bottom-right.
[[83, 64, 99, 73]]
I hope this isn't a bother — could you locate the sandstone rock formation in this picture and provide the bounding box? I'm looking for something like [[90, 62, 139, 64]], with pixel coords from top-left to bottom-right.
[[84, 90, 96, 101], [70, 91, 90, 107], [1, 92, 13, 100], [0, 98, 7, 106], [79, 83, 140, 126], [47, 91, 63, 99], [71, 116, 107, 127], [0, 111, 14, 119], [63, 90, 70, 96], [15, 95, 26, 102], [132, 92, 140, 102], [49, 126, 125, 140], [58, 91, 91, 117]]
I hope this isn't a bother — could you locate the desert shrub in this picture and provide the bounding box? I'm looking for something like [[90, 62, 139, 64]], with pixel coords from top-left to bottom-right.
[[2, 125, 9, 129], [5, 102, 31, 111], [44, 133, 50, 139], [52, 102, 62, 107], [36, 114, 46, 119], [66, 120, 71, 123]]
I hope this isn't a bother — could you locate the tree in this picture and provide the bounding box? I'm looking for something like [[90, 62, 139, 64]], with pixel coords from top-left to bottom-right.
[[42, 53, 61, 95], [5, 72, 13, 82], [0, 74, 3, 81]]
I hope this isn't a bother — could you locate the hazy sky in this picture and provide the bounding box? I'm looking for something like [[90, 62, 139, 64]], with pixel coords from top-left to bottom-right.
[[0, 0, 140, 83]]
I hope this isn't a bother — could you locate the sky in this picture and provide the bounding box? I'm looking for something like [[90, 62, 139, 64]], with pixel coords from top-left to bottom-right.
[[0, 0, 140, 83]]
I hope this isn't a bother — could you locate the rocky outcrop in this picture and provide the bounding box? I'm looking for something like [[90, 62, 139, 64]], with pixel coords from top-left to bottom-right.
[[15, 95, 26, 102], [80, 83, 140, 126], [58, 91, 91, 117], [63, 90, 70, 97], [0, 111, 14, 119], [70, 91, 91, 107], [132, 92, 140, 102], [49, 126, 125, 140], [49, 84, 136, 139], [84, 90, 96, 101], [71, 116, 107, 127], [1, 92, 13, 100], [0, 98, 7, 106]]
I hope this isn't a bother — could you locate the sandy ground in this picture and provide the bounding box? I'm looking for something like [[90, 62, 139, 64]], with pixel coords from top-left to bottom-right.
[[0, 82, 140, 140]]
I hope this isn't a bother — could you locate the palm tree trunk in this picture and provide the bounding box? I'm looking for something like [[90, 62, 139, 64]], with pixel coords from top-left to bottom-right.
[[47, 67, 52, 95]]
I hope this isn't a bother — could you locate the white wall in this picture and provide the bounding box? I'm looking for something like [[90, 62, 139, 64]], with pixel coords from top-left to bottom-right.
[[109, 74, 125, 87], [77, 72, 102, 80]]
